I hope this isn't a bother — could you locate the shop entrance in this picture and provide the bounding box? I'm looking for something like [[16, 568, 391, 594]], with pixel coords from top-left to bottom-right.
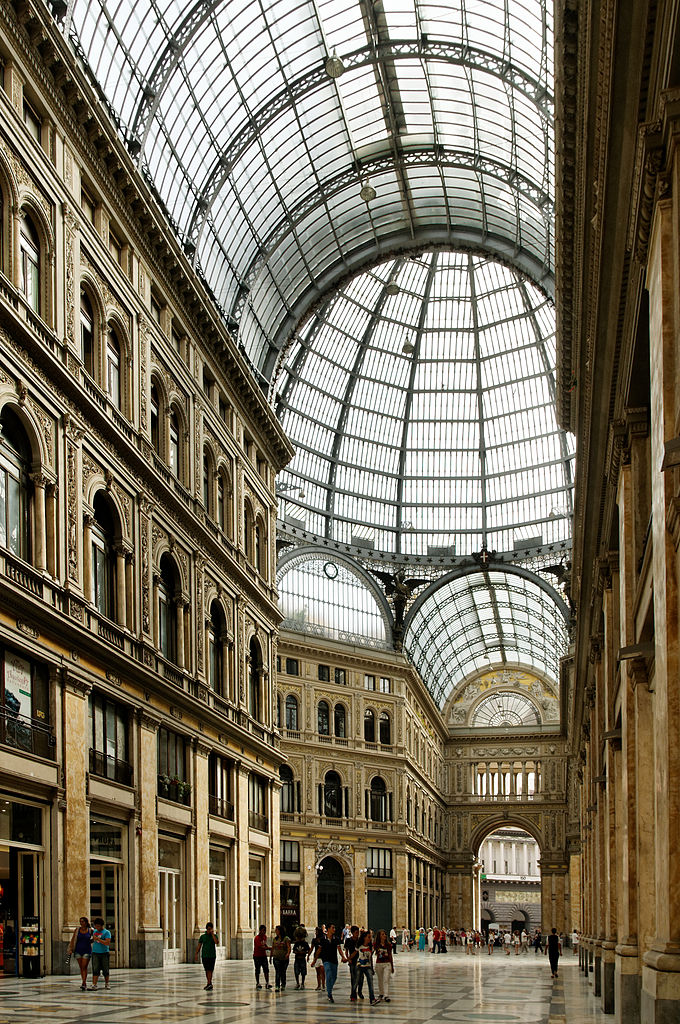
[[0, 801, 44, 978], [89, 819, 125, 967], [317, 857, 344, 934], [158, 838, 184, 965]]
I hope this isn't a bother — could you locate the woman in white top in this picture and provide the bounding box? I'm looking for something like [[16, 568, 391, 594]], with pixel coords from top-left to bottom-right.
[[401, 926, 410, 950]]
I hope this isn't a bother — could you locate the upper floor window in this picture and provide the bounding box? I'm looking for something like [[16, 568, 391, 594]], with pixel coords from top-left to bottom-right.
[[318, 664, 330, 682], [280, 765, 298, 814], [334, 703, 346, 738], [108, 227, 123, 267], [285, 694, 298, 731], [91, 493, 115, 619], [23, 99, 41, 142], [369, 776, 388, 822], [157, 726, 189, 803], [81, 186, 96, 224], [285, 658, 299, 676], [209, 752, 233, 819], [158, 553, 179, 662], [323, 770, 342, 818], [364, 708, 375, 743], [105, 325, 121, 409], [379, 676, 391, 693], [364, 674, 376, 691], [0, 407, 31, 561], [150, 384, 160, 453], [88, 692, 131, 785], [280, 838, 300, 871], [207, 600, 226, 692], [317, 700, 330, 736], [335, 667, 346, 686], [249, 637, 262, 721], [248, 773, 268, 830], [169, 410, 180, 477], [379, 711, 391, 745], [19, 212, 40, 313], [366, 848, 392, 878], [80, 291, 94, 375]]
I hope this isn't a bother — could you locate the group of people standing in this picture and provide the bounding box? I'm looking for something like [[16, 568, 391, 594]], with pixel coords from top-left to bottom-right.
[[252, 922, 395, 1004]]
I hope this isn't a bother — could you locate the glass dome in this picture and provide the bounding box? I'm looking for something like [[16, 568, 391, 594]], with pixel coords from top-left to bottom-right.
[[274, 251, 573, 557]]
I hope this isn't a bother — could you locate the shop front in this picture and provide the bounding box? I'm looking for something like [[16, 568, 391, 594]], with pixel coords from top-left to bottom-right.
[[89, 818, 126, 968], [0, 798, 46, 978], [158, 836, 184, 965]]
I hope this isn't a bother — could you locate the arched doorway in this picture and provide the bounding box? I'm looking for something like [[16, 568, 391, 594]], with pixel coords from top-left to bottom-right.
[[476, 826, 541, 934], [317, 857, 344, 933]]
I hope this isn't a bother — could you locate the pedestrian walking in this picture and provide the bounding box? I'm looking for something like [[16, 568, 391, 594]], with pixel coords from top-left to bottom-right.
[[194, 921, 218, 990], [90, 917, 111, 990], [67, 916, 93, 991], [345, 924, 360, 1001], [547, 928, 562, 977], [356, 929, 378, 1004], [310, 926, 326, 990], [374, 929, 394, 1002], [311, 922, 347, 1003]]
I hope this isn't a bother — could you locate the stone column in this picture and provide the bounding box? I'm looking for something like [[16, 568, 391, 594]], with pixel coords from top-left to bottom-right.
[[31, 473, 47, 572], [302, 844, 317, 931], [193, 743, 211, 938], [232, 766, 251, 958], [82, 513, 93, 601], [175, 597, 186, 669], [115, 545, 127, 628], [125, 552, 134, 631], [132, 712, 163, 967], [644, 194, 680, 1022], [46, 482, 57, 576], [61, 675, 90, 956], [270, 778, 281, 930]]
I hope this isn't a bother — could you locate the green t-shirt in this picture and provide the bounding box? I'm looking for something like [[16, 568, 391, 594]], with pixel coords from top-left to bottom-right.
[[198, 932, 217, 958]]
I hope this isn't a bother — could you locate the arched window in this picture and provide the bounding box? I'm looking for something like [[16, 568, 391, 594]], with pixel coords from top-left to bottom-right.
[[364, 708, 375, 743], [106, 324, 121, 409], [150, 383, 160, 453], [379, 711, 391, 745], [249, 637, 262, 721], [208, 600, 225, 691], [80, 290, 94, 376], [334, 703, 346, 738], [317, 700, 330, 736], [91, 493, 115, 618], [19, 212, 40, 312], [158, 553, 178, 662], [285, 694, 298, 731], [0, 407, 31, 560], [203, 448, 212, 513], [244, 503, 252, 560], [169, 409, 180, 477], [370, 776, 387, 822], [323, 770, 342, 818], [280, 764, 296, 813], [217, 470, 225, 530]]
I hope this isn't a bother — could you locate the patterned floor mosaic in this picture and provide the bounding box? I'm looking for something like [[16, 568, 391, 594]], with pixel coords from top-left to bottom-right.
[[0, 949, 611, 1024]]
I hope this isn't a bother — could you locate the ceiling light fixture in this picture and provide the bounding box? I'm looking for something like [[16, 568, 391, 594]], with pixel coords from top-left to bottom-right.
[[325, 52, 345, 79], [360, 183, 376, 202]]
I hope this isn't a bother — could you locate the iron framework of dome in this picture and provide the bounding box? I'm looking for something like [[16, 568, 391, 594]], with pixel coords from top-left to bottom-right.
[[274, 251, 573, 558], [61, 0, 554, 380]]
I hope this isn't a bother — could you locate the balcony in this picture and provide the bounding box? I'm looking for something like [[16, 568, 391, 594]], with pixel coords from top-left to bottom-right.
[[0, 707, 54, 759], [157, 775, 191, 805], [89, 748, 133, 786], [209, 794, 234, 820], [248, 810, 269, 832]]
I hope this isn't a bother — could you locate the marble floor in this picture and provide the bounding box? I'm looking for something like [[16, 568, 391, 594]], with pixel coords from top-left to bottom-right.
[[0, 950, 610, 1024]]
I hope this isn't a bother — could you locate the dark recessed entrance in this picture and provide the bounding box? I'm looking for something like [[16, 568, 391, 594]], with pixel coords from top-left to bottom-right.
[[317, 857, 344, 934]]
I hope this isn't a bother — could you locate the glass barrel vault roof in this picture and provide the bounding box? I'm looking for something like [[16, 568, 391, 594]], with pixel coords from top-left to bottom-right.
[[62, 0, 554, 379], [274, 251, 573, 557], [405, 569, 569, 707]]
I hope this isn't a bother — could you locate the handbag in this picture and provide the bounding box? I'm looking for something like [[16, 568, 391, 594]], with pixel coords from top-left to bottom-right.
[[65, 952, 71, 965]]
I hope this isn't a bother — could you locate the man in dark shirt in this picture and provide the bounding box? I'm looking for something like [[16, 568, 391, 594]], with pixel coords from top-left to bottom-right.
[[311, 923, 347, 1002], [547, 928, 562, 978], [344, 925, 360, 1001]]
